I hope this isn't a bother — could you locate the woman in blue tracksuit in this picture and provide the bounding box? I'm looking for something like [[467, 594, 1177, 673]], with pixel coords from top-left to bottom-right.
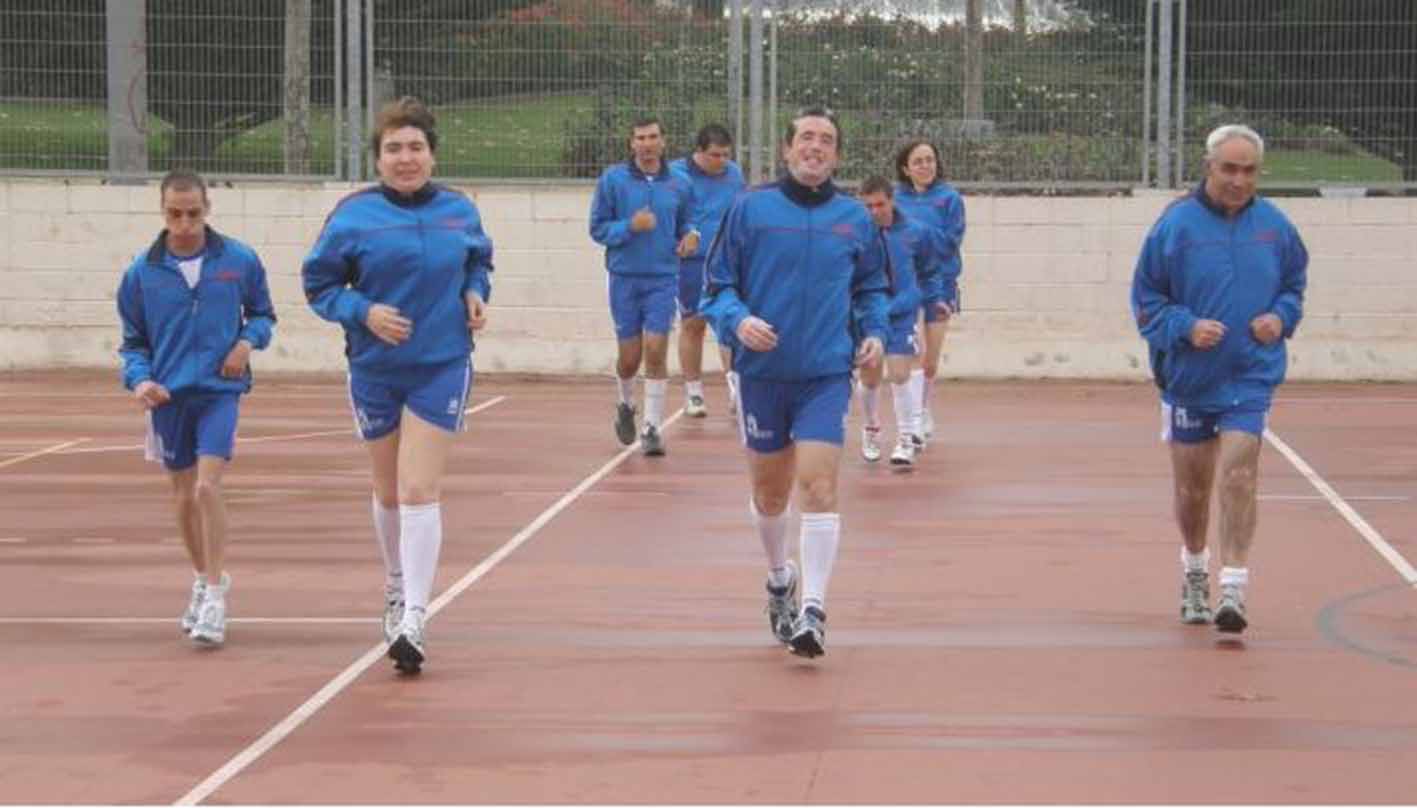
[[855, 175, 946, 468], [117, 170, 276, 647], [1131, 124, 1307, 636], [892, 140, 966, 445], [302, 97, 493, 675], [702, 107, 890, 660]]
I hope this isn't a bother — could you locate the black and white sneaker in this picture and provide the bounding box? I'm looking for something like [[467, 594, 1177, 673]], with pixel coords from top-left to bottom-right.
[[388, 606, 427, 674], [788, 606, 827, 658]]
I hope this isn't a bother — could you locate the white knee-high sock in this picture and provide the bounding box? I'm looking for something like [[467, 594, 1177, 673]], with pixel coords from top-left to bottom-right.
[[399, 502, 443, 613], [858, 381, 881, 428], [645, 378, 667, 427], [616, 376, 636, 407], [751, 497, 791, 586], [912, 368, 929, 410], [799, 512, 841, 613], [891, 380, 918, 438], [371, 495, 403, 592]]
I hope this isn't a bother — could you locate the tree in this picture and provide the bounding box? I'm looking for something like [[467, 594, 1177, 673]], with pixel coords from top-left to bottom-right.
[[284, 0, 313, 175], [1060, 0, 1417, 182]]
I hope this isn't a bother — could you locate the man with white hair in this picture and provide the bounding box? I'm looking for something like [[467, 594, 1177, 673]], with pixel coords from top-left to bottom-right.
[[1130, 124, 1308, 635]]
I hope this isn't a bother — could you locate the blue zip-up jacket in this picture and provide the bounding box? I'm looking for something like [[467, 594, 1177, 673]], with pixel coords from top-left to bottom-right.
[[117, 227, 276, 395], [589, 159, 695, 277], [881, 208, 945, 318], [669, 155, 746, 261], [702, 175, 890, 382], [302, 183, 493, 380], [894, 180, 965, 303], [1131, 184, 1307, 408]]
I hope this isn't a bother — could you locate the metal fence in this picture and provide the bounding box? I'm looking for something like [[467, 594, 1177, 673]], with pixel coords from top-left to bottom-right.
[[0, 0, 1412, 189]]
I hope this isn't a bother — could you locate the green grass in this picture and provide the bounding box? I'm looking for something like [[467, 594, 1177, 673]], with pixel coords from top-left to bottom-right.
[[0, 97, 1404, 185]]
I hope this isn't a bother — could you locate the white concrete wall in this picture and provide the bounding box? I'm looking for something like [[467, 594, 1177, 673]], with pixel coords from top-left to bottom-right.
[[1, 178, 1414, 380]]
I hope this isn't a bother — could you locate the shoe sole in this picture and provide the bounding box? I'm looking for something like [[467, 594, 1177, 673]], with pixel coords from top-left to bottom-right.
[[191, 631, 224, 646], [1180, 610, 1212, 625], [889, 455, 915, 466], [788, 630, 824, 658], [642, 445, 666, 457], [389, 635, 425, 674], [686, 409, 707, 418], [1214, 607, 1247, 633]]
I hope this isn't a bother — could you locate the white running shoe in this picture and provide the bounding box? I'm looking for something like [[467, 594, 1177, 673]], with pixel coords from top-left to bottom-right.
[[389, 606, 427, 674], [190, 575, 229, 646], [889, 434, 917, 466], [181, 577, 206, 634], [382, 583, 405, 644], [861, 425, 882, 462], [684, 394, 707, 418]]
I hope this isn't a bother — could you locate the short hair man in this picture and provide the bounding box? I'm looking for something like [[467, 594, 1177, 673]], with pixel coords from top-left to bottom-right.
[[590, 116, 698, 456], [1131, 124, 1308, 635], [702, 107, 890, 658], [117, 170, 277, 646], [670, 123, 746, 417]]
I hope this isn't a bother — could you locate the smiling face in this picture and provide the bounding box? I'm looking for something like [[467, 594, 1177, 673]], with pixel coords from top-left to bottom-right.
[[782, 114, 839, 188], [904, 143, 939, 190], [1204, 135, 1261, 216], [376, 125, 435, 195]]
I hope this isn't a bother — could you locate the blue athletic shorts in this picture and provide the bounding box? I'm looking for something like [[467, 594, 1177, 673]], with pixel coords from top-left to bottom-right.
[[677, 258, 706, 319], [348, 357, 473, 441], [608, 273, 676, 341], [735, 374, 852, 453], [148, 391, 241, 471], [1160, 398, 1269, 444], [886, 311, 920, 356]]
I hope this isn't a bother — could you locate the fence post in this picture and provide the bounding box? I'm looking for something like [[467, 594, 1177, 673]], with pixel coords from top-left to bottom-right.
[[729, 0, 744, 164], [1156, 0, 1173, 188], [1175, 0, 1187, 187], [345, 0, 365, 181], [748, 0, 765, 183], [105, 0, 148, 178]]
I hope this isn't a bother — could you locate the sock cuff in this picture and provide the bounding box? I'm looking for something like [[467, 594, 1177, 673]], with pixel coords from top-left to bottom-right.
[[401, 501, 441, 517], [1219, 566, 1250, 587], [801, 512, 840, 528]]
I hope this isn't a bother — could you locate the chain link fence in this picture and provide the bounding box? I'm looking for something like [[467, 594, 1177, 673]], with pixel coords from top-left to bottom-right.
[[0, 0, 1411, 189]]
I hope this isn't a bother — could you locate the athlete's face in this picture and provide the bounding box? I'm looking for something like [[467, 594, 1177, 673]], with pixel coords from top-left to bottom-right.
[[860, 191, 894, 228], [695, 143, 733, 176], [782, 115, 839, 188], [161, 187, 209, 255], [1204, 136, 1260, 216], [377, 126, 435, 195], [904, 144, 939, 189], [630, 123, 665, 170]]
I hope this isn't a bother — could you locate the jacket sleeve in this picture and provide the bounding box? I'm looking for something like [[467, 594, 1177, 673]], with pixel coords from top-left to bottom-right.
[[116, 266, 153, 390], [462, 205, 495, 302], [915, 224, 946, 306], [851, 227, 891, 343], [589, 172, 632, 248], [1271, 225, 1307, 338], [937, 192, 966, 268], [301, 215, 372, 328], [238, 254, 277, 350], [700, 195, 752, 340], [1131, 222, 1198, 351], [675, 180, 696, 241]]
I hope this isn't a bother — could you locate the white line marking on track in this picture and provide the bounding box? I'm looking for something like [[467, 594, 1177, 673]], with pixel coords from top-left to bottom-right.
[[172, 407, 682, 806], [1265, 428, 1417, 586], [28, 397, 508, 457], [1261, 494, 1409, 502], [0, 438, 90, 470], [0, 617, 376, 625], [0, 538, 28, 544]]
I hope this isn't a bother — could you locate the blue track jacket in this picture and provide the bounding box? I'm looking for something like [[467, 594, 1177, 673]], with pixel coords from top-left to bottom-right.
[[302, 183, 493, 379], [702, 175, 890, 382], [893, 180, 965, 302], [1131, 184, 1308, 408], [669, 155, 746, 261], [117, 227, 276, 395], [589, 159, 695, 276], [881, 208, 945, 318]]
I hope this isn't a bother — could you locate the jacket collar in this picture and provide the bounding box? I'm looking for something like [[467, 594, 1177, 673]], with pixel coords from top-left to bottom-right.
[[1194, 180, 1256, 219], [379, 181, 439, 208], [145, 226, 226, 265], [779, 172, 837, 208], [626, 158, 671, 181]]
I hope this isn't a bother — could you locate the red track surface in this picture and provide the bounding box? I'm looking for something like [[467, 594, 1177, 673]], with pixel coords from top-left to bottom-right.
[[1, 371, 1414, 803]]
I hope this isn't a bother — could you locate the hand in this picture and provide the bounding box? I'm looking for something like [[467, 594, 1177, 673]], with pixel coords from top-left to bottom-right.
[[466, 293, 488, 333], [1250, 313, 1283, 345], [736, 316, 778, 352], [630, 208, 657, 233], [675, 231, 700, 258], [219, 340, 252, 378], [855, 336, 884, 367], [133, 380, 171, 410], [365, 304, 413, 346], [932, 299, 956, 321], [1189, 318, 1227, 350]]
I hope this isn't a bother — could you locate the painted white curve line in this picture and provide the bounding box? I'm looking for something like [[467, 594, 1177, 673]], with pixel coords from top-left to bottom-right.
[[172, 406, 682, 806], [0, 439, 90, 470], [1265, 428, 1417, 586]]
